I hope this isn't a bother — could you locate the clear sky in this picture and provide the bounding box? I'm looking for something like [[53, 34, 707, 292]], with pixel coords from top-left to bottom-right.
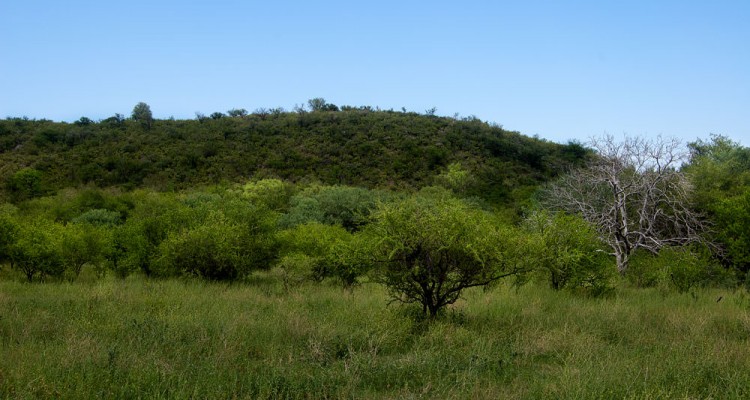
[[1, 0, 748, 145]]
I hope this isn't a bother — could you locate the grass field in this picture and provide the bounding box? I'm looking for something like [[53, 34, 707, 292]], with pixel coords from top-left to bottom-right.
[[1, 271, 750, 399]]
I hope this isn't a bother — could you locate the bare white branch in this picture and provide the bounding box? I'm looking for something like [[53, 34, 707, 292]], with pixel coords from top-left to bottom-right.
[[543, 135, 707, 274]]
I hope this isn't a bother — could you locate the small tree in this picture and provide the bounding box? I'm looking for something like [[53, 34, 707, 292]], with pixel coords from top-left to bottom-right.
[[544, 135, 707, 275], [368, 195, 518, 317], [240, 179, 295, 212], [523, 211, 613, 293], [59, 223, 108, 279], [307, 98, 338, 112], [276, 222, 363, 285], [434, 162, 475, 195], [227, 108, 248, 118], [7, 168, 45, 202], [307, 98, 327, 112], [0, 210, 20, 266], [10, 219, 65, 281], [131, 102, 153, 129]]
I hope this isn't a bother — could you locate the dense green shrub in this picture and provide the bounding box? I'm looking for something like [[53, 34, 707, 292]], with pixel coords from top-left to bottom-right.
[[279, 185, 385, 231], [59, 223, 109, 279], [6, 168, 46, 202], [155, 217, 249, 280], [277, 222, 350, 281], [71, 208, 122, 227], [367, 194, 519, 317], [0, 206, 20, 265], [523, 211, 614, 295], [241, 179, 296, 212], [110, 193, 279, 280], [276, 222, 370, 286], [628, 246, 732, 293], [9, 219, 65, 281]]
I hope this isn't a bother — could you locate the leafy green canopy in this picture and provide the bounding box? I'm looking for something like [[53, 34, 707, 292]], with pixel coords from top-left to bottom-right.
[[367, 193, 523, 317], [686, 135, 750, 272]]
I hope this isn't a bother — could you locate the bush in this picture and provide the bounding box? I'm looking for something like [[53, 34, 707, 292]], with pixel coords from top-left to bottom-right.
[[276, 222, 368, 286], [367, 194, 518, 317], [523, 211, 614, 295], [153, 199, 279, 280], [0, 206, 20, 265], [9, 219, 65, 281], [6, 168, 46, 202], [59, 223, 109, 279], [155, 219, 245, 280], [628, 246, 722, 293], [241, 179, 296, 212], [279, 185, 383, 231], [71, 208, 122, 227]]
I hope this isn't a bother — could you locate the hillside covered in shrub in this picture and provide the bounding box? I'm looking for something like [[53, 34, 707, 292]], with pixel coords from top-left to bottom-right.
[[0, 104, 589, 205]]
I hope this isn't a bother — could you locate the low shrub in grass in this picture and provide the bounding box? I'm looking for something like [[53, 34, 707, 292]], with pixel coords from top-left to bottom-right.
[[276, 222, 372, 286], [522, 210, 615, 296], [627, 246, 730, 292]]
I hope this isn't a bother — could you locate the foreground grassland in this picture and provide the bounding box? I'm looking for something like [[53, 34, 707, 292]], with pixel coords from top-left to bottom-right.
[[1, 274, 750, 399]]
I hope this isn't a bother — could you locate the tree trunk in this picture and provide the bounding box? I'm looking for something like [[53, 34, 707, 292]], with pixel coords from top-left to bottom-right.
[[615, 248, 629, 276]]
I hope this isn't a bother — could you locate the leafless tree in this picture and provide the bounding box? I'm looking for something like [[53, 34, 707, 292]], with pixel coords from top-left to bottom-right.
[[544, 135, 707, 275]]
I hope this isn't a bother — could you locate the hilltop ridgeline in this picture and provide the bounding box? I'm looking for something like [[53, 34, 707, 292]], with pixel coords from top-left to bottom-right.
[[0, 106, 588, 204]]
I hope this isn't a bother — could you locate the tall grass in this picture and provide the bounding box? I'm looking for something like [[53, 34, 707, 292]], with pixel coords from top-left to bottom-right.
[[1, 271, 749, 399]]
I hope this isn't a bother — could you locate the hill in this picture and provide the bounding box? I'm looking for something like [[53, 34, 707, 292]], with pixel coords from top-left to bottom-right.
[[0, 106, 589, 204]]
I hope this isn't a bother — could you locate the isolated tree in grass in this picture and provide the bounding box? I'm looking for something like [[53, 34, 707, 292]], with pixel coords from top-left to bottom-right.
[[544, 135, 706, 275], [368, 194, 518, 317]]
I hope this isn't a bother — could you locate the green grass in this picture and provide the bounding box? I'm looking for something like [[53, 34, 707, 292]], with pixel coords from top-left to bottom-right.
[[1, 271, 749, 399]]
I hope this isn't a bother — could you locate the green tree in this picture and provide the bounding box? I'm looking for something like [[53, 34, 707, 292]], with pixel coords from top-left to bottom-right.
[[523, 211, 613, 294], [0, 207, 20, 266], [7, 168, 45, 202], [227, 108, 248, 118], [240, 179, 296, 212], [434, 162, 475, 195], [307, 98, 327, 111], [154, 199, 279, 280], [59, 223, 108, 279], [10, 219, 65, 281], [131, 102, 154, 129], [276, 222, 368, 286], [685, 135, 750, 272], [368, 195, 520, 317], [279, 185, 382, 231]]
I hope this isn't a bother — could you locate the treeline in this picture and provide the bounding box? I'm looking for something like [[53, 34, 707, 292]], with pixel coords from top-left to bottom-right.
[[0, 102, 588, 207], [2, 100, 749, 316], [0, 176, 740, 316]]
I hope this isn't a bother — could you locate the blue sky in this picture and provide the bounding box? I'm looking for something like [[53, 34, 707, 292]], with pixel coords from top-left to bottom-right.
[[1, 0, 748, 145]]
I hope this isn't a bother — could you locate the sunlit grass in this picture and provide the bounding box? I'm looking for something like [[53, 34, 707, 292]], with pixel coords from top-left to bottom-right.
[[1, 270, 749, 398]]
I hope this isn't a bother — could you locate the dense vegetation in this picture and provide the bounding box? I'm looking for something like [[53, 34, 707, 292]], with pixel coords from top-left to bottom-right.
[[0, 103, 588, 207], [2, 102, 749, 398]]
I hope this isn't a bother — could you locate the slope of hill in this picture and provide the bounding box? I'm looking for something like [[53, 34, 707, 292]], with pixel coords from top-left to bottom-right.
[[0, 108, 588, 204]]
